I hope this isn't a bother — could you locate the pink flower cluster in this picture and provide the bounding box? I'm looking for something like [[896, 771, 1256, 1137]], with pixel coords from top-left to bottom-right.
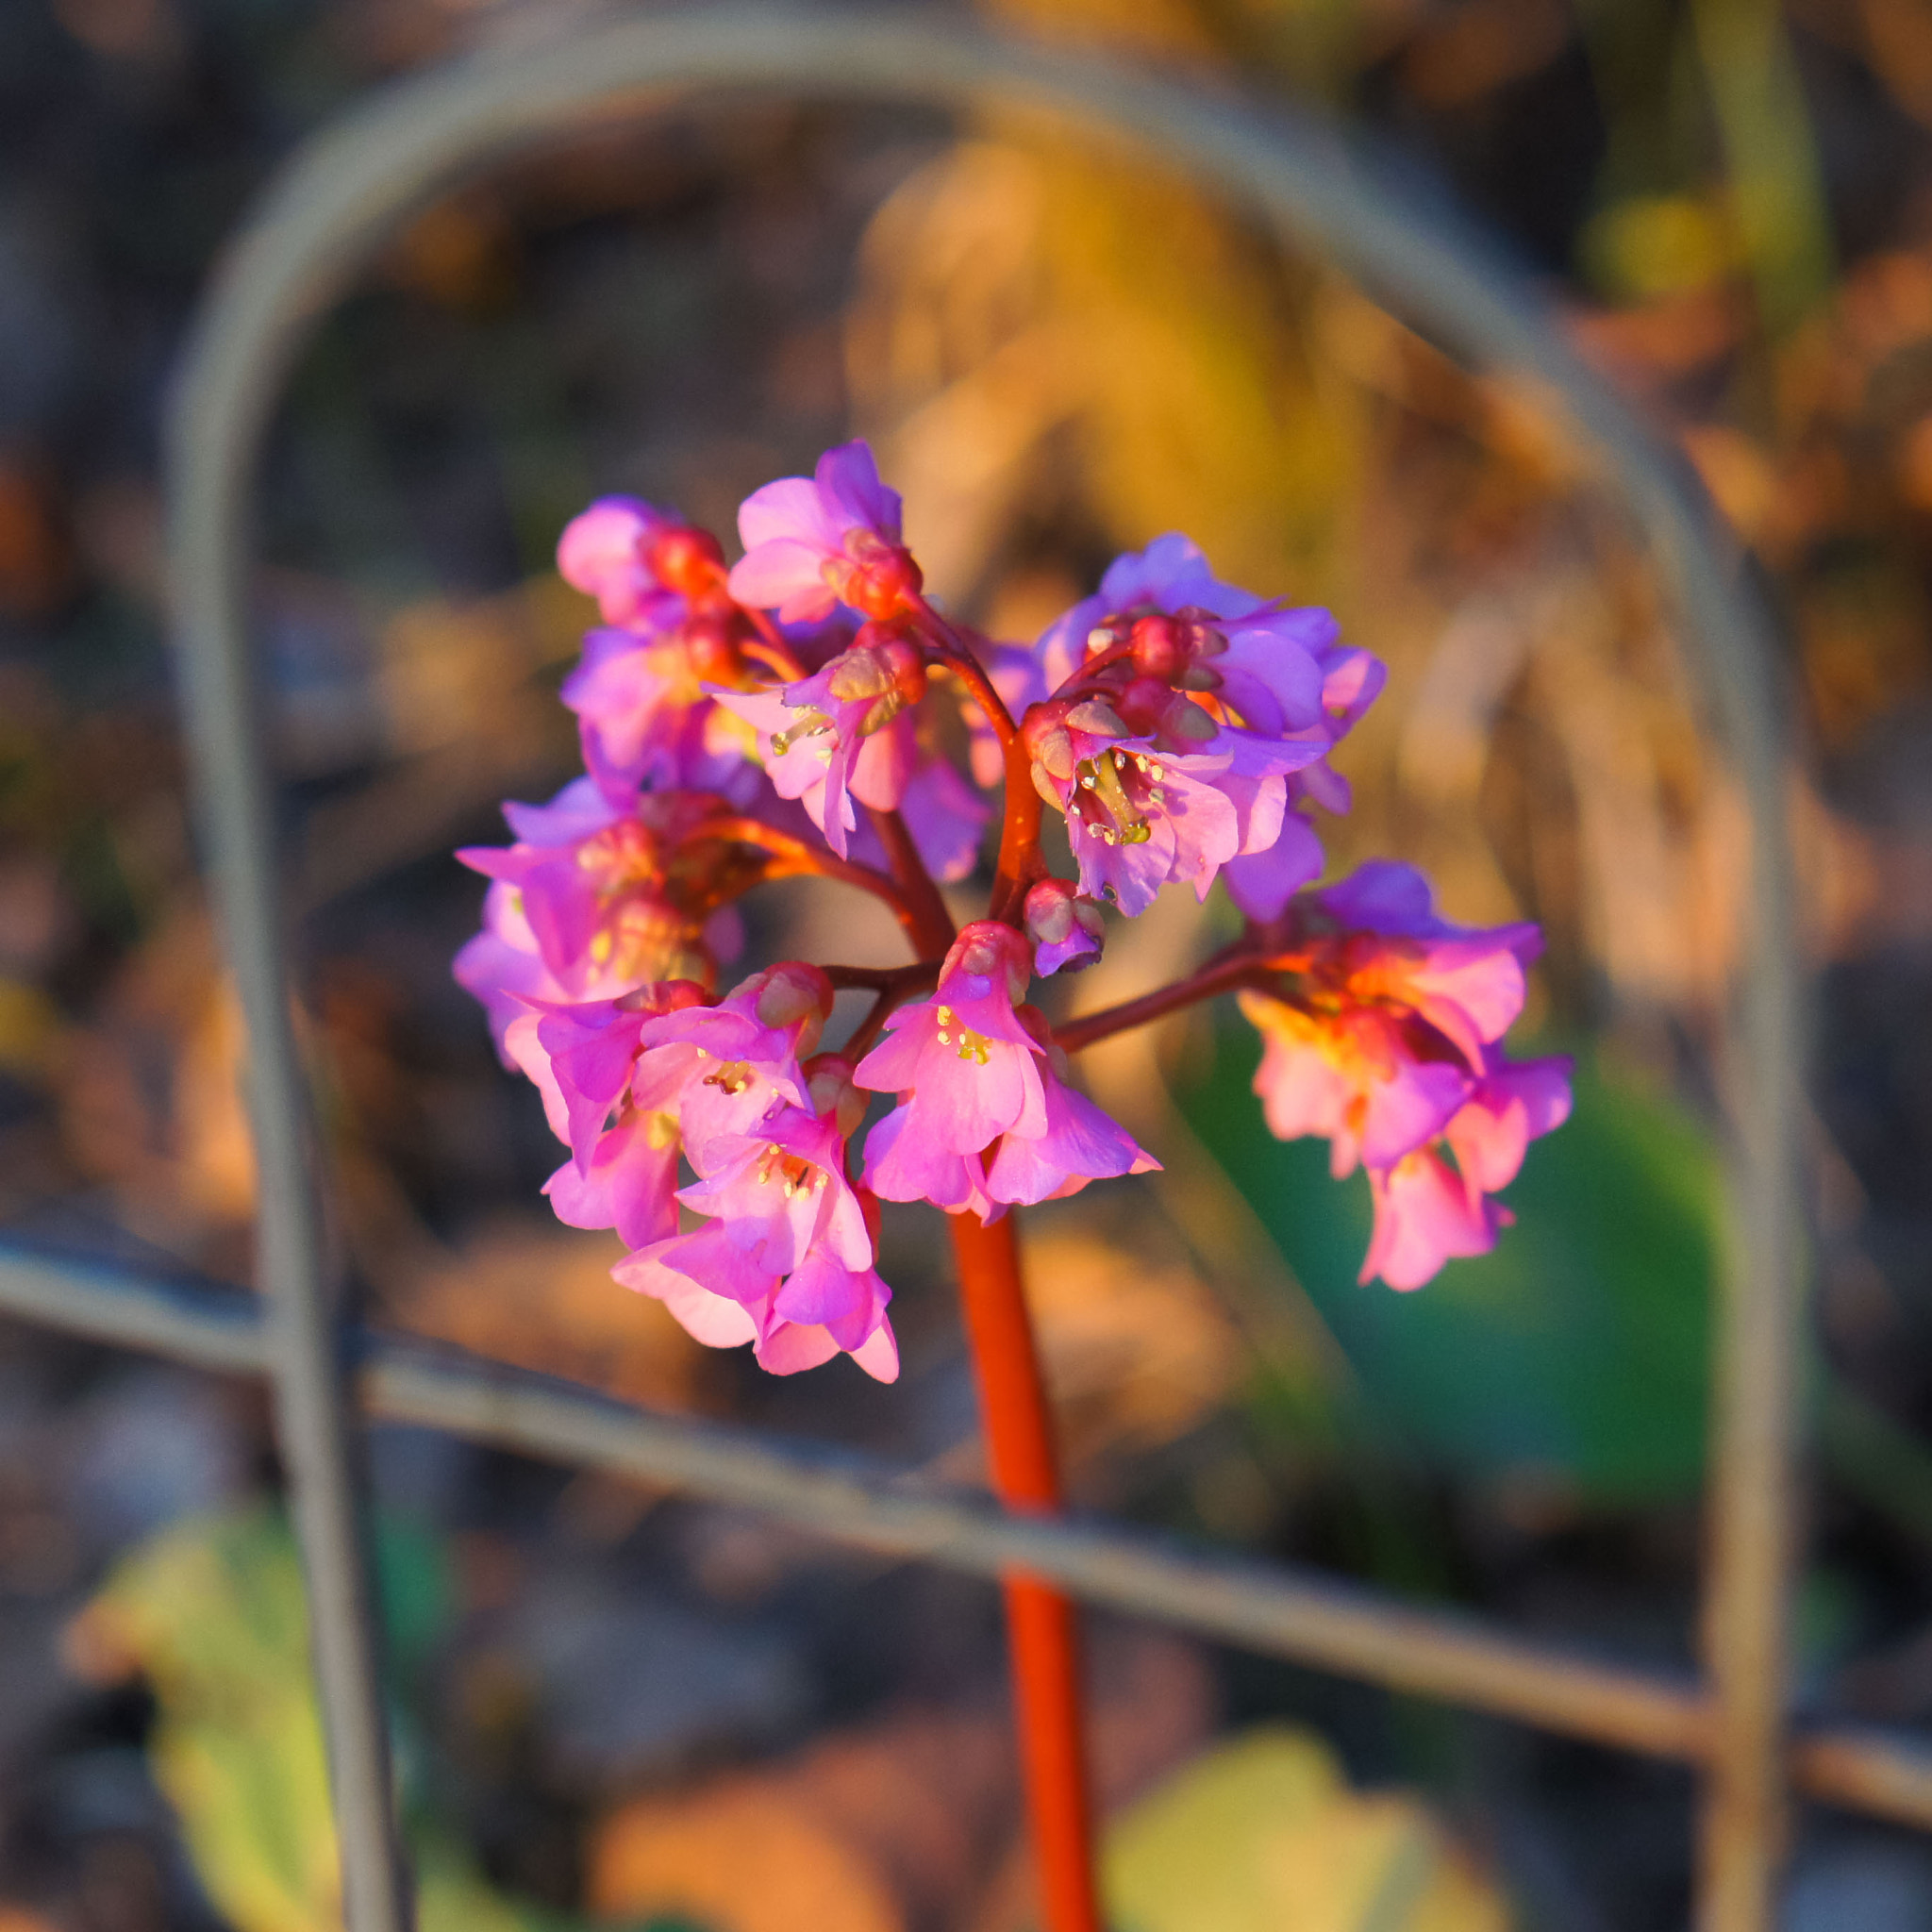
[[456, 438, 1570, 1376], [1239, 863, 1572, 1289]]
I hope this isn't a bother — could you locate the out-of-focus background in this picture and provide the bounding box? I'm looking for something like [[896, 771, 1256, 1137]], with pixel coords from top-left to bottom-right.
[[3, 0, 1932, 1925]]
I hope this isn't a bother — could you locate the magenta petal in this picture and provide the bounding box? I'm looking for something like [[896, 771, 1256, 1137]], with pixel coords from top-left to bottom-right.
[[752, 1322, 841, 1375], [1223, 815, 1324, 921], [1356, 1059, 1471, 1172], [542, 1112, 679, 1250], [816, 440, 901, 535], [897, 753, 991, 884], [613, 1232, 767, 1342], [1360, 1151, 1500, 1290], [986, 1076, 1158, 1206]]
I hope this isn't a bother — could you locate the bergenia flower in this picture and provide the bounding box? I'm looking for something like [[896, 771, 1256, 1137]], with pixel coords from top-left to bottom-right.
[[456, 780, 772, 999], [713, 634, 930, 858], [1241, 862, 1569, 1288], [856, 922, 1156, 1215], [634, 961, 829, 1170], [1357, 1055, 1571, 1289], [1021, 689, 1322, 918], [500, 981, 708, 1252], [559, 498, 730, 627], [728, 440, 924, 625], [1020, 536, 1381, 919], [458, 450, 1571, 1388], [563, 616, 760, 804], [614, 1068, 898, 1380], [558, 496, 683, 628], [1361, 1149, 1506, 1291]]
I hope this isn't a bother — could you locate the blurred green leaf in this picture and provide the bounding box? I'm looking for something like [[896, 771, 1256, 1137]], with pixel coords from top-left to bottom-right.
[[81, 1507, 565, 1932], [1180, 1030, 1716, 1502]]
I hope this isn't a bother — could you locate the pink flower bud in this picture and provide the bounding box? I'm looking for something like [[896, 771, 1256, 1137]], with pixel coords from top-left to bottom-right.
[[1023, 879, 1106, 975]]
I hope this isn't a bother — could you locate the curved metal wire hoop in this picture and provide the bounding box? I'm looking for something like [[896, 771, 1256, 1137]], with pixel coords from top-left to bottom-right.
[[160, 12, 1804, 1930]]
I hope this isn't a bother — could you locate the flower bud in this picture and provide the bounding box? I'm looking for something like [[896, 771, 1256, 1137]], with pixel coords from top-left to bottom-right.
[[1129, 613, 1187, 679], [1024, 878, 1106, 975], [753, 961, 834, 1054], [618, 979, 709, 1014], [805, 1053, 869, 1138], [943, 920, 1033, 1003], [648, 525, 726, 597]]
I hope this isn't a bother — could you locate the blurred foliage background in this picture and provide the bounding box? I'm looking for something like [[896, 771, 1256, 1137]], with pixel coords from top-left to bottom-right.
[[5, 0, 1932, 1925]]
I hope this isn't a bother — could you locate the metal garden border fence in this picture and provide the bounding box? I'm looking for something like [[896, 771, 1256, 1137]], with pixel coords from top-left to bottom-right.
[[0, 8, 1914, 1927]]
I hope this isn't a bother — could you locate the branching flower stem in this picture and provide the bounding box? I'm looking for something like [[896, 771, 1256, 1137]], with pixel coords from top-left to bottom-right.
[[1054, 943, 1287, 1054]]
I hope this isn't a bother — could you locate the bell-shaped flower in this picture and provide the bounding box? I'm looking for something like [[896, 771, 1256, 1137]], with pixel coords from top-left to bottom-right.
[[1444, 1053, 1573, 1205], [543, 1107, 685, 1253], [635, 961, 830, 1169], [1240, 991, 1472, 1180], [984, 1024, 1158, 1206], [728, 440, 924, 625], [497, 982, 708, 1253], [558, 496, 683, 628], [1023, 688, 1320, 918], [856, 923, 1155, 1215], [1358, 1046, 1571, 1291], [1035, 534, 1340, 735], [617, 1223, 899, 1380], [613, 1094, 897, 1380], [714, 634, 929, 858]]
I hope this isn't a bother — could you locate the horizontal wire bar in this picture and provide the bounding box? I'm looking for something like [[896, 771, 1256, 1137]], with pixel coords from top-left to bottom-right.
[[0, 1241, 1916, 1822]]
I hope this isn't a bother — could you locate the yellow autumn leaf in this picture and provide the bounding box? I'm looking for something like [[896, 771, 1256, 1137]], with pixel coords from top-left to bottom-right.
[[1105, 1725, 1512, 1932]]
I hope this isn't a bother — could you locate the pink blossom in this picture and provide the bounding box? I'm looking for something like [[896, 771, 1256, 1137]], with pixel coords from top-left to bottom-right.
[[856, 923, 1156, 1215], [1020, 537, 1386, 921], [1035, 534, 1339, 735], [543, 1108, 684, 1252], [1240, 994, 1471, 1179], [499, 981, 708, 1252], [562, 617, 759, 804], [713, 635, 928, 858], [1240, 866, 1569, 1289], [634, 961, 830, 1169], [1361, 1149, 1507, 1291], [617, 1224, 898, 1379], [985, 1056, 1158, 1206], [558, 496, 683, 627], [1022, 691, 1320, 918], [456, 780, 762, 1000], [612, 1092, 897, 1380], [728, 441, 923, 625], [1444, 1053, 1574, 1201]]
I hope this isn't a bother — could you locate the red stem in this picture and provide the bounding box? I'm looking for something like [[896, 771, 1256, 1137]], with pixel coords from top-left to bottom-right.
[[949, 1210, 1102, 1932], [991, 734, 1046, 924], [1054, 945, 1271, 1054]]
